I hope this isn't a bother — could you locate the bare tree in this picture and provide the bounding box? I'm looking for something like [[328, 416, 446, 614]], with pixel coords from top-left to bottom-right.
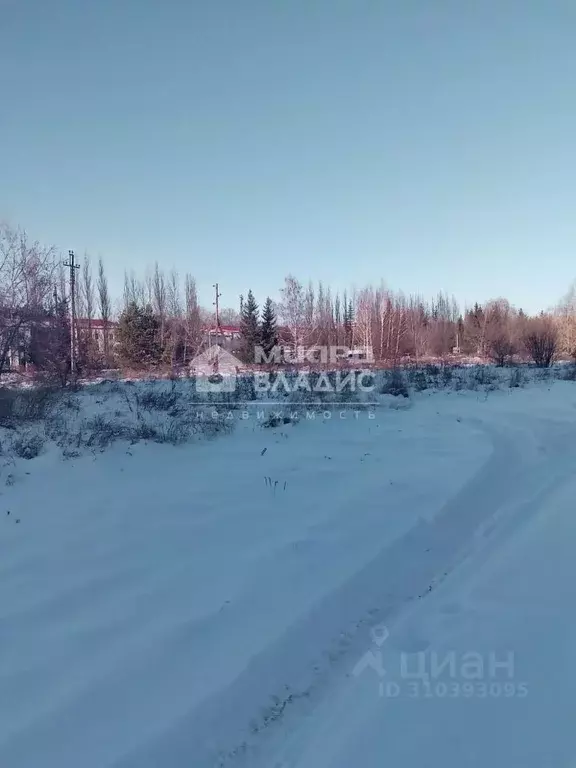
[[123, 270, 145, 308], [354, 287, 374, 356], [279, 275, 309, 359], [57, 261, 67, 304], [219, 307, 240, 325], [407, 295, 428, 361], [73, 260, 85, 321], [152, 263, 167, 347], [485, 299, 516, 366], [555, 283, 576, 358], [79, 255, 97, 368], [429, 292, 458, 359], [165, 269, 182, 367], [0, 224, 58, 374], [303, 281, 319, 346], [393, 293, 409, 361], [463, 303, 486, 357], [524, 315, 558, 367], [82, 256, 95, 325], [333, 292, 342, 345], [184, 273, 202, 363], [315, 282, 336, 347], [97, 257, 112, 366], [487, 336, 515, 366]]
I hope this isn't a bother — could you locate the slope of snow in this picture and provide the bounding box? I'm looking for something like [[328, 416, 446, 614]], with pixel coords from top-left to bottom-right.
[[1, 378, 575, 767], [253, 386, 576, 768], [263, 440, 576, 768]]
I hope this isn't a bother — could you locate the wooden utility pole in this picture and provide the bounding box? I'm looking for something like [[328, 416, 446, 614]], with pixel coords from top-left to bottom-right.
[[213, 283, 222, 338], [211, 283, 223, 375], [63, 250, 80, 376]]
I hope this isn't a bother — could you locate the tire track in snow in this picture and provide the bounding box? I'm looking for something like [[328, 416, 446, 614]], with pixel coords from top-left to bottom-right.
[[113, 412, 576, 768]]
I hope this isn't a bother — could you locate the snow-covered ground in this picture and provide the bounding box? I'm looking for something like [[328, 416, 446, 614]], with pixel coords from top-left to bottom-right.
[[1, 371, 576, 767]]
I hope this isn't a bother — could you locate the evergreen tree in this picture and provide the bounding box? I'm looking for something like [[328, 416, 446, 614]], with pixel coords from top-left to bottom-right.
[[116, 302, 162, 368], [464, 303, 486, 355], [239, 290, 260, 363], [260, 297, 278, 357]]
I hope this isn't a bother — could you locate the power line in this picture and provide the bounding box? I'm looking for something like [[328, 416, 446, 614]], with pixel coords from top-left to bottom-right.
[[211, 282, 223, 375], [63, 250, 80, 377]]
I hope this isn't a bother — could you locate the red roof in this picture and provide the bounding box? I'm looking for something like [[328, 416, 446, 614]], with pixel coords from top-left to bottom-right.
[[76, 318, 118, 328], [204, 325, 241, 334]]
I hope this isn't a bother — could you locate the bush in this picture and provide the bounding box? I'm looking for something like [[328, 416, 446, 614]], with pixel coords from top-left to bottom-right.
[[155, 420, 190, 445], [191, 414, 235, 439], [0, 386, 58, 427], [12, 432, 45, 460], [84, 415, 128, 449], [487, 337, 515, 367], [469, 366, 498, 389], [205, 390, 242, 409], [380, 369, 409, 398], [535, 366, 552, 382], [135, 385, 181, 412], [95, 380, 124, 396], [262, 413, 282, 428], [562, 364, 576, 381], [451, 375, 464, 391], [235, 375, 257, 402], [261, 411, 298, 429], [509, 368, 523, 388], [130, 418, 191, 446], [44, 413, 69, 443], [441, 366, 453, 388], [0, 389, 17, 426], [409, 368, 429, 392], [524, 317, 558, 368]]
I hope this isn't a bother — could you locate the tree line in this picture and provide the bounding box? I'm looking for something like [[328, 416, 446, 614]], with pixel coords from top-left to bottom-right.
[[1, 222, 574, 380], [115, 272, 571, 369]]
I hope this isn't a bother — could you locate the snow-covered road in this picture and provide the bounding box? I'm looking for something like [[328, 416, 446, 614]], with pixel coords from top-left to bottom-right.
[[1, 381, 576, 767], [260, 425, 576, 768]]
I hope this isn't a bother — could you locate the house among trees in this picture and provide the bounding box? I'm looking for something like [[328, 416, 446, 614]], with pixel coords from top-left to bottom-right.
[[1, 314, 118, 374], [76, 318, 118, 354], [202, 325, 241, 353]]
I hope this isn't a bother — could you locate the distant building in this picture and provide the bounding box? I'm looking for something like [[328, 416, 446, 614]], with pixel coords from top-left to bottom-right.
[[1, 309, 51, 371], [201, 325, 242, 353], [76, 318, 118, 352]]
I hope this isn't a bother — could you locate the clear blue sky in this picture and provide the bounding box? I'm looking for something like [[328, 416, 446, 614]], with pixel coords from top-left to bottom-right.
[[2, 0, 575, 314]]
